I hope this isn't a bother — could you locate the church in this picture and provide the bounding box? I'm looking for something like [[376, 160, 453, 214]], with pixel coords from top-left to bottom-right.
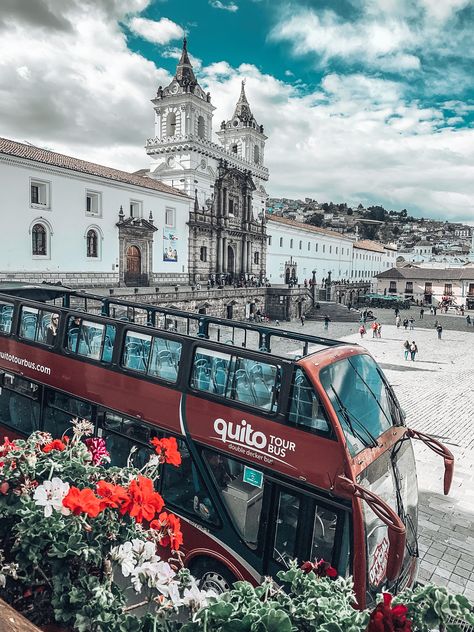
[[145, 38, 269, 285]]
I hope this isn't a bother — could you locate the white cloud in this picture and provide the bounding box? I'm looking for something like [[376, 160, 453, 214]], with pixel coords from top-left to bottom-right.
[[209, 1, 239, 12], [128, 16, 184, 45]]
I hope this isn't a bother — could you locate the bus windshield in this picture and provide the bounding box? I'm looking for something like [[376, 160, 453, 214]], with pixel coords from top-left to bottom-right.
[[320, 353, 398, 456]]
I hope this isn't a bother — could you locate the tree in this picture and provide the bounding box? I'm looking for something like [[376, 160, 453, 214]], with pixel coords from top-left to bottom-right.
[[306, 213, 324, 227], [347, 208, 353, 216]]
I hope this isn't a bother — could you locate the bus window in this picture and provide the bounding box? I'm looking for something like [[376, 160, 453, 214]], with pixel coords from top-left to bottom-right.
[[43, 390, 93, 438], [288, 368, 330, 433], [77, 320, 104, 360], [148, 337, 182, 382], [123, 331, 152, 373], [0, 302, 13, 335], [102, 324, 116, 363], [161, 440, 218, 525], [0, 375, 40, 434], [20, 306, 58, 346], [310, 505, 338, 562], [102, 411, 152, 468], [273, 491, 300, 566], [191, 349, 232, 395], [203, 450, 263, 548]]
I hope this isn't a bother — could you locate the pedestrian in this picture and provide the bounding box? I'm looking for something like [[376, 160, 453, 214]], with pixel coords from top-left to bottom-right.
[[396, 315, 401, 328], [377, 323, 382, 338], [394, 307, 399, 317], [419, 308, 424, 319], [371, 321, 378, 338], [436, 324, 443, 339], [300, 314, 305, 326], [359, 324, 366, 339], [467, 315, 471, 326], [275, 319, 280, 326], [324, 315, 330, 330], [433, 306, 437, 316], [403, 318, 409, 330], [410, 341, 418, 361], [409, 317, 415, 330], [403, 340, 410, 361]]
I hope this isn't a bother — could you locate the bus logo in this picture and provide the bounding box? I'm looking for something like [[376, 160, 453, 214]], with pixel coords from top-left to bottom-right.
[[369, 537, 389, 586], [213, 418, 296, 467]]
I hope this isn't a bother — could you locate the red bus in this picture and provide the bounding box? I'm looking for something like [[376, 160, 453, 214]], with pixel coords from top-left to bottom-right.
[[0, 283, 453, 608]]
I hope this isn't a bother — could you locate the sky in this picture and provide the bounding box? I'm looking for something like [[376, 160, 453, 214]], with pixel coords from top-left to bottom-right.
[[0, 0, 473, 222]]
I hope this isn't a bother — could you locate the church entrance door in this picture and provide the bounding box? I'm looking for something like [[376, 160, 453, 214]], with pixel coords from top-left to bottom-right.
[[125, 246, 145, 286], [285, 268, 291, 284]]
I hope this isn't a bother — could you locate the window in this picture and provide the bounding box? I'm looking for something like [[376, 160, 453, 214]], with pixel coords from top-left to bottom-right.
[[273, 490, 300, 565], [191, 347, 280, 412], [20, 306, 60, 346], [268, 236, 272, 246], [254, 251, 260, 265], [86, 191, 101, 215], [162, 440, 218, 525], [197, 115, 205, 138], [130, 200, 142, 218], [468, 283, 474, 295], [444, 283, 453, 296], [254, 144, 260, 165], [299, 240, 302, 250], [310, 504, 339, 563], [102, 412, 153, 469], [122, 330, 181, 382], [231, 144, 238, 154], [405, 282, 413, 294], [290, 239, 293, 248], [87, 229, 98, 258], [288, 368, 330, 434], [279, 237, 283, 247], [322, 245, 326, 253], [165, 208, 175, 227], [66, 316, 116, 363], [0, 375, 40, 434], [200, 246, 207, 262], [308, 242, 311, 251], [0, 302, 13, 334], [43, 390, 92, 439], [336, 247, 338, 254], [32, 223, 47, 256], [329, 246, 332, 254], [203, 450, 262, 544], [166, 111, 177, 137], [424, 282, 432, 295], [389, 281, 397, 293], [30, 179, 49, 208], [315, 243, 318, 252]]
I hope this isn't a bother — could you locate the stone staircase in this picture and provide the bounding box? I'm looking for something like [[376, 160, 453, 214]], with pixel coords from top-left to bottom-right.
[[305, 300, 361, 322]]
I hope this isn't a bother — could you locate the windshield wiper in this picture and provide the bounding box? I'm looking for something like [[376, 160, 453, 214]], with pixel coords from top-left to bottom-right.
[[349, 360, 393, 428], [330, 385, 379, 449]]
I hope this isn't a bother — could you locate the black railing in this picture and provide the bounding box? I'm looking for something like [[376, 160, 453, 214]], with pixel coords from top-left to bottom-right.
[[123, 273, 149, 287]]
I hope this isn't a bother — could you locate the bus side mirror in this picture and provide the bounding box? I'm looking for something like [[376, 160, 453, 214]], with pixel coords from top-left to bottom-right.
[[407, 428, 454, 495], [336, 475, 406, 582]]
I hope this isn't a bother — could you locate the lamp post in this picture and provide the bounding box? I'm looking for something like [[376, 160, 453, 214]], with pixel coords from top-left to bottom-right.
[[311, 269, 316, 305]]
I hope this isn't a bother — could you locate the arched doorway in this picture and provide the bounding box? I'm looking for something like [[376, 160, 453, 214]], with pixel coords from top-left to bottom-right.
[[126, 245, 141, 279], [227, 245, 235, 277]]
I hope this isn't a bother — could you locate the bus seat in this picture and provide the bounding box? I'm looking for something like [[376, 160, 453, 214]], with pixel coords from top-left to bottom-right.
[[250, 372, 271, 409], [234, 370, 256, 405], [213, 365, 227, 395], [21, 315, 37, 339]]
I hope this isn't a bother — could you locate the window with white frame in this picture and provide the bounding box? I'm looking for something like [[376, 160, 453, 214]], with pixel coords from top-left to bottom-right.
[[86, 229, 99, 258], [165, 207, 175, 227], [86, 191, 101, 216], [130, 200, 142, 218], [30, 179, 50, 208], [279, 237, 283, 247]]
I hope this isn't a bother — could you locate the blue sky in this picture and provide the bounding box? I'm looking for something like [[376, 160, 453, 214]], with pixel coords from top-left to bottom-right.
[[0, 0, 473, 221]]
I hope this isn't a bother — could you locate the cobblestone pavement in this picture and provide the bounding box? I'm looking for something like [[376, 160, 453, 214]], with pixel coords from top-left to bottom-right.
[[272, 314, 474, 600]]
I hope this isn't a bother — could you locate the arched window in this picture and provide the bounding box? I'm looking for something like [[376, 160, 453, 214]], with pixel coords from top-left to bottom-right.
[[87, 229, 98, 258], [197, 115, 205, 138], [254, 144, 260, 164], [32, 223, 47, 256], [166, 111, 177, 137]]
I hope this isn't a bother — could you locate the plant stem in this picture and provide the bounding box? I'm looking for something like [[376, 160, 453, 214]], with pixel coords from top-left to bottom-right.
[[123, 599, 150, 612]]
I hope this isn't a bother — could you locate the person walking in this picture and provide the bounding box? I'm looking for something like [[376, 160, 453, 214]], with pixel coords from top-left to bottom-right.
[[410, 341, 418, 361], [409, 317, 415, 330], [371, 321, 378, 338], [359, 324, 366, 339], [377, 323, 382, 338], [467, 315, 472, 326], [300, 314, 305, 326], [396, 315, 401, 328], [419, 308, 424, 319], [324, 315, 330, 330], [394, 307, 399, 317], [403, 318, 409, 330], [403, 340, 410, 361], [436, 324, 443, 339]]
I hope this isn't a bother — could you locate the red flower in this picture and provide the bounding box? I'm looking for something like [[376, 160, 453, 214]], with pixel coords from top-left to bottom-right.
[[42, 439, 67, 453], [300, 559, 338, 579], [368, 593, 412, 632], [84, 437, 109, 466], [120, 475, 164, 524], [150, 511, 183, 551], [150, 437, 181, 467], [0, 437, 16, 457], [62, 486, 103, 518], [96, 480, 129, 510]]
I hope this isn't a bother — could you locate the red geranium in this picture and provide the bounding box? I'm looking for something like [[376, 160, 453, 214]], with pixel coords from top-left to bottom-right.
[[368, 593, 412, 632], [300, 559, 338, 579], [63, 486, 103, 518], [84, 437, 110, 466], [0, 437, 16, 457], [150, 437, 181, 467], [96, 480, 129, 510], [120, 475, 164, 524], [150, 511, 183, 551], [42, 439, 67, 454]]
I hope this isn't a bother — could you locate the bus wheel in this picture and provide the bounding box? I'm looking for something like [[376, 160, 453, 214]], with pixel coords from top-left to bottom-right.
[[191, 559, 235, 594]]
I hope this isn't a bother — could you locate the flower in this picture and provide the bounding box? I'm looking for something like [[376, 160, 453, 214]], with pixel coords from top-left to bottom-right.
[[33, 477, 70, 518], [111, 538, 161, 581], [150, 437, 181, 467], [120, 475, 164, 524], [150, 512, 183, 551], [42, 439, 67, 454], [368, 593, 412, 632], [62, 486, 103, 518], [0, 437, 16, 457], [72, 418, 95, 438], [300, 559, 338, 579], [96, 480, 129, 510], [84, 437, 110, 466]]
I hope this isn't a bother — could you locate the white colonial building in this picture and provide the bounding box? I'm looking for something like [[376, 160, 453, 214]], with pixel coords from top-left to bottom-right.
[[352, 240, 397, 284], [0, 137, 191, 287]]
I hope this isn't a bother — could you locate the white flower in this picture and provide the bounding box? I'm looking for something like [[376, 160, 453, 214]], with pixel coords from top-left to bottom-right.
[[111, 538, 161, 582], [182, 581, 216, 609], [33, 477, 70, 518], [72, 418, 95, 438]]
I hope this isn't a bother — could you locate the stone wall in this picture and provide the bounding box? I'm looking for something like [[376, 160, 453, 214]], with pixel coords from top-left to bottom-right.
[[0, 271, 120, 287]]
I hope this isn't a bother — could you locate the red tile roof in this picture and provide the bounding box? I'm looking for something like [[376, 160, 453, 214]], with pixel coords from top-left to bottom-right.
[[353, 239, 385, 253], [0, 137, 189, 199], [267, 215, 353, 240]]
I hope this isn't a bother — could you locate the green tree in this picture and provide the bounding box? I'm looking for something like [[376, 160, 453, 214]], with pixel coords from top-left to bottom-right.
[[306, 213, 324, 227]]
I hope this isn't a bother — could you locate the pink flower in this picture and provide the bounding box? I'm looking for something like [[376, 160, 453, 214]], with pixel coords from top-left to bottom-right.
[[84, 438, 110, 466]]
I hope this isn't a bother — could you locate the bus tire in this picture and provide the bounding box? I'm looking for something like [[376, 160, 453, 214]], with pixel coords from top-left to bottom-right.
[[190, 559, 236, 594]]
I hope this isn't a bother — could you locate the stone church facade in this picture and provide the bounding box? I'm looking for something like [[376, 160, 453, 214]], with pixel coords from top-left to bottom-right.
[[145, 39, 269, 285]]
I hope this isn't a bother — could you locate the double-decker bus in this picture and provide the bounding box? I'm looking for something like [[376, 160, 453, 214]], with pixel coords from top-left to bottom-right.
[[0, 283, 454, 608]]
